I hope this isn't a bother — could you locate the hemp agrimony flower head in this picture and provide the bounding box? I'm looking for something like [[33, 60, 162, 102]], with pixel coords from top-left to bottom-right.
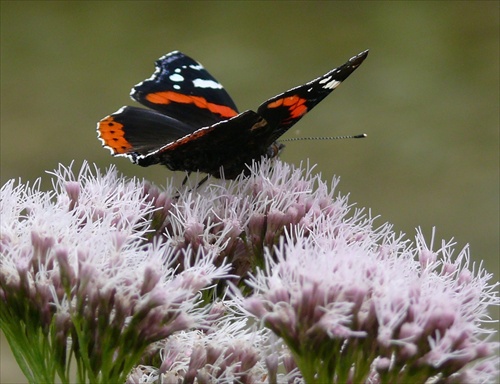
[[1, 160, 498, 383], [243, 224, 499, 383], [0, 162, 232, 383]]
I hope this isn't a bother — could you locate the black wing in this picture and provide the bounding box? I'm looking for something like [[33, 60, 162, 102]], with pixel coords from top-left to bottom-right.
[[97, 106, 195, 157], [131, 51, 239, 128], [256, 50, 368, 144]]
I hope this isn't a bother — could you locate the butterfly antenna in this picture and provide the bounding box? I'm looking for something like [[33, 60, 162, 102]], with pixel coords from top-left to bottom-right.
[[282, 133, 367, 142]]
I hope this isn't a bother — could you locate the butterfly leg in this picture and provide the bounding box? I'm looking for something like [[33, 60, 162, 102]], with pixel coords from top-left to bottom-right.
[[175, 173, 210, 199], [195, 175, 209, 189], [181, 172, 192, 186]]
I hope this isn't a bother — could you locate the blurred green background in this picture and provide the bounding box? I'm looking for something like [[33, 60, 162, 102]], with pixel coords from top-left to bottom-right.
[[1, 1, 498, 382]]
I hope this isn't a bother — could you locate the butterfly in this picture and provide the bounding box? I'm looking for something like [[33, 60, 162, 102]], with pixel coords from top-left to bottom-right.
[[97, 50, 368, 179]]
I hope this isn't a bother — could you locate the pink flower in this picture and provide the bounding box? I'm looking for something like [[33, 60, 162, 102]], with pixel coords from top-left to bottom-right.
[[243, 220, 499, 383], [1, 159, 498, 383], [0, 162, 232, 383]]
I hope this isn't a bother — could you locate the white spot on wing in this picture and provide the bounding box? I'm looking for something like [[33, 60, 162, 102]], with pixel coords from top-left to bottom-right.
[[189, 64, 204, 71], [323, 79, 341, 89], [193, 78, 223, 89], [319, 76, 331, 84], [169, 73, 184, 82]]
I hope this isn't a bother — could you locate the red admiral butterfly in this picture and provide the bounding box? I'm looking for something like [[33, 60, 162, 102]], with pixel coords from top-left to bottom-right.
[[97, 50, 368, 179]]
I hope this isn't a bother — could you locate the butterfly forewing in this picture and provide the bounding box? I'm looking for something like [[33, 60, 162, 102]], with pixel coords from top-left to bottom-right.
[[131, 51, 239, 128], [256, 50, 369, 142]]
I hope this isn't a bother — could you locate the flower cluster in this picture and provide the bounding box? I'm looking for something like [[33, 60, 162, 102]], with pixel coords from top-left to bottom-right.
[[138, 159, 352, 285], [244, 225, 499, 383], [1, 160, 498, 383], [0, 163, 231, 383]]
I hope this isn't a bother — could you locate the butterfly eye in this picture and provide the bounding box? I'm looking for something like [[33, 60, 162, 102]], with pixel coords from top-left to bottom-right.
[[267, 142, 285, 159]]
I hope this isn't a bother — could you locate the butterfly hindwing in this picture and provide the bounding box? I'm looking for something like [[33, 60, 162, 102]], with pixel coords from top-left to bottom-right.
[[97, 106, 195, 162], [131, 51, 239, 128], [135, 110, 277, 179]]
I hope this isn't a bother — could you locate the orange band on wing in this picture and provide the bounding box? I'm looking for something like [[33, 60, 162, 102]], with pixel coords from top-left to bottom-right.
[[267, 95, 308, 119], [97, 116, 132, 154], [146, 91, 238, 118], [290, 104, 308, 118]]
